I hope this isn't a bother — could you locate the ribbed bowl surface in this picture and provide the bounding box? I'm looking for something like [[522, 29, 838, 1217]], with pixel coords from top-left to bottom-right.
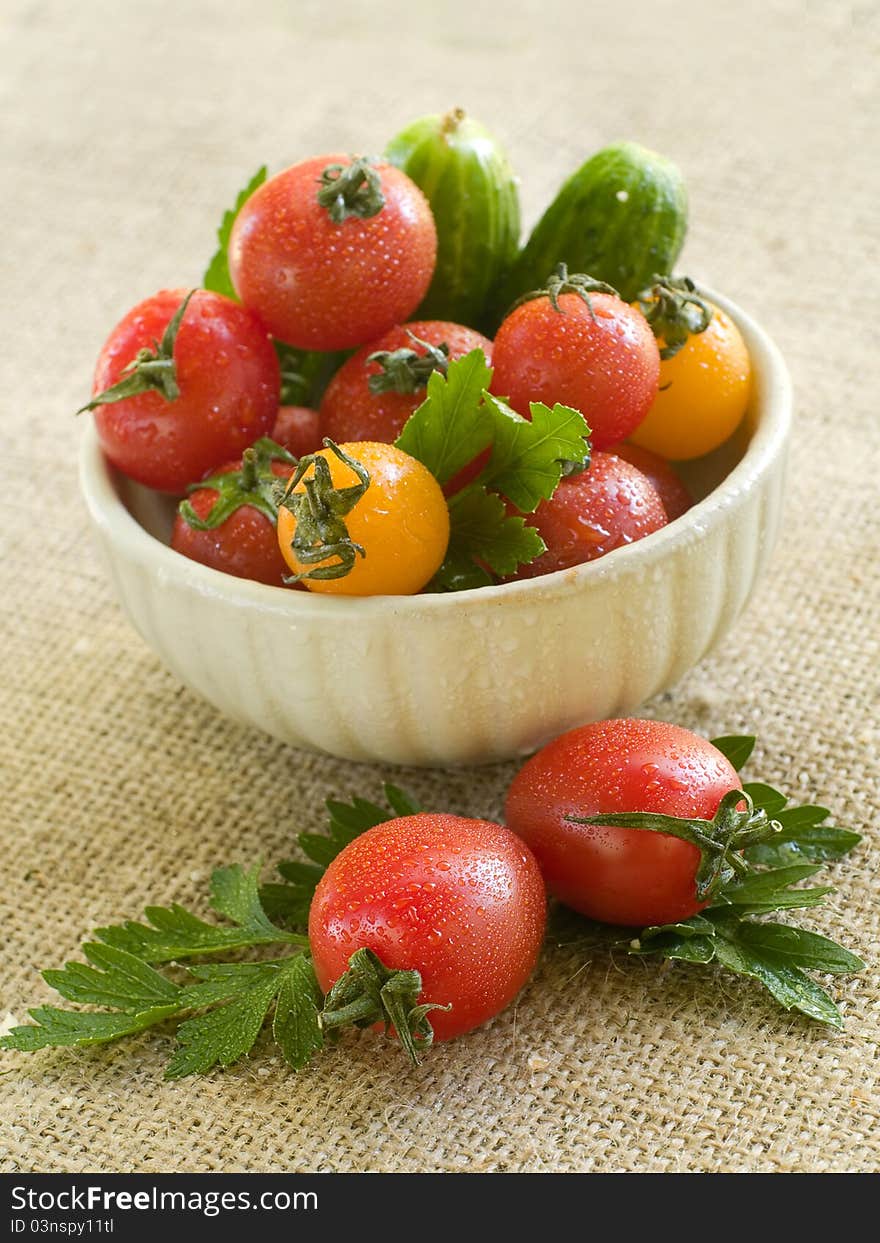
[[79, 290, 791, 765]]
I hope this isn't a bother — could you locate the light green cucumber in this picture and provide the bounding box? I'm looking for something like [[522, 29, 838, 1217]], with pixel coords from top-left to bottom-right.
[[386, 108, 520, 329]]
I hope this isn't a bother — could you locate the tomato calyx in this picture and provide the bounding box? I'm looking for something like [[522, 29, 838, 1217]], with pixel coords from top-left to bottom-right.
[[569, 789, 785, 904], [510, 262, 619, 320], [316, 156, 386, 223], [177, 437, 296, 530], [277, 439, 370, 581], [636, 275, 713, 360], [319, 948, 450, 1066], [78, 290, 196, 414], [367, 331, 450, 395]]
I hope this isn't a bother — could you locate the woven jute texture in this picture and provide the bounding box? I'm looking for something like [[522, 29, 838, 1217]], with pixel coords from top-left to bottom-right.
[[2, 0, 878, 1173]]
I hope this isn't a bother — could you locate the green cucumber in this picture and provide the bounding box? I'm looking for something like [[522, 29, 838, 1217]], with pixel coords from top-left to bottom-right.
[[386, 108, 520, 329], [493, 141, 687, 321]]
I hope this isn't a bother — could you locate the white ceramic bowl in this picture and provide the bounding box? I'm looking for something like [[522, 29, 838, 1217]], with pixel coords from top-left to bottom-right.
[[79, 289, 791, 766]]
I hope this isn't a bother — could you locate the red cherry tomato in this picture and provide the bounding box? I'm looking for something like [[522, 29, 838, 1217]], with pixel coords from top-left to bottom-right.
[[171, 457, 294, 587], [491, 292, 660, 450], [272, 406, 324, 458], [320, 321, 492, 445], [505, 719, 742, 926], [229, 155, 437, 350], [607, 441, 692, 521], [510, 451, 667, 579], [309, 814, 547, 1041], [90, 289, 279, 493]]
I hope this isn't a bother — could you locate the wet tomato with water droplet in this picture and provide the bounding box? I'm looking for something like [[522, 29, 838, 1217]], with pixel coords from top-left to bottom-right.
[[505, 719, 742, 926], [308, 814, 546, 1040], [629, 301, 751, 460], [271, 405, 323, 458], [491, 291, 660, 449], [91, 289, 280, 492], [229, 155, 437, 350], [277, 441, 450, 596], [171, 458, 295, 587], [606, 441, 692, 521], [508, 451, 667, 579], [320, 320, 492, 445]]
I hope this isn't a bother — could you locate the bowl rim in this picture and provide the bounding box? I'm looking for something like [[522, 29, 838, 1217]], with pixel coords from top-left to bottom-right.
[[79, 285, 792, 619]]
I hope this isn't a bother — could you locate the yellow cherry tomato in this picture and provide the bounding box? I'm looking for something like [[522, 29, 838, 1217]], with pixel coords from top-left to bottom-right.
[[277, 441, 449, 596], [629, 303, 751, 461]]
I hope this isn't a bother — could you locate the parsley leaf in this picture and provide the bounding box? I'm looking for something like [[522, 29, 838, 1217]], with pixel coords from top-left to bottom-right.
[[745, 805, 861, 867], [625, 764, 864, 1028], [203, 166, 267, 299], [0, 1003, 184, 1052], [394, 355, 591, 514], [632, 903, 864, 1029], [272, 954, 325, 1070], [395, 352, 590, 590], [42, 942, 181, 1010], [0, 920, 324, 1075], [166, 960, 313, 1079], [430, 488, 545, 592], [260, 784, 421, 928], [710, 734, 756, 771], [384, 785, 423, 817], [711, 935, 847, 1029], [730, 921, 865, 974], [94, 864, 306, 962], [0, 781, 427, 1079], [637, 930, 718, 964], [720, 772, 863, 866], [674, 767, 853, 869], [258, 864, 323, 930], [274, 340, 311, 406], [711, 864, 833, 913], [274, 341, 348, 407], [395, 349, 494, 485], [480, 394, 591, 512], [0, 940, 186, 1051]]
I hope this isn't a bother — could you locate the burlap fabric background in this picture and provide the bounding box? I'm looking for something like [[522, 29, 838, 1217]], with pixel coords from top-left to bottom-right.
[[1, 0, 878, 1173]]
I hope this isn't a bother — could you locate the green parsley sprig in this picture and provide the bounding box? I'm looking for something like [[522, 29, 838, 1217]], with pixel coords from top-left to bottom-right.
[[394, 349, 592, 589], [0, 789, 423, 1078], [0, 748, 865, 1080], [560, 735, 864, 1029]]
